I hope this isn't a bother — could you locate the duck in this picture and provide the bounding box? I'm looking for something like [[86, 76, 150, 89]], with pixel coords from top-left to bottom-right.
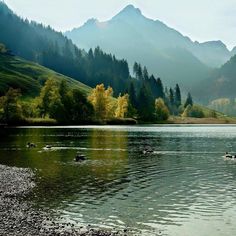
[[75, 154, 86, 162], [224, 152, 236, 159], [26, 142, 36, 148], [43, 145, 52, 151], [142, 146, 154, 155]]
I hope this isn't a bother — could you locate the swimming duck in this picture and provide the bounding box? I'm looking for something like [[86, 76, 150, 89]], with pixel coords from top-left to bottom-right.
[[26, 142, 36, 148], [43, 145, 52, 150], [75, 154, 86, 162]]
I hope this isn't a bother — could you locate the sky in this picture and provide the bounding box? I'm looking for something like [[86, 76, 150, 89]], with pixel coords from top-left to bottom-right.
[[3, 0, 236, 50]]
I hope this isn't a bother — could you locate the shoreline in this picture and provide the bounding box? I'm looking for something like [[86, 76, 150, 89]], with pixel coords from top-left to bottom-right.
[[0, 164, 124, 236], [2, 117, 236, 128]]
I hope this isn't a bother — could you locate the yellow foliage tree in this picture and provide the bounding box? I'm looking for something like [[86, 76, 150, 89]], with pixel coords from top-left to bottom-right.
[[155, 98, 169, 121], [115, 94, 129, 118], [88, 84, 114, 120]]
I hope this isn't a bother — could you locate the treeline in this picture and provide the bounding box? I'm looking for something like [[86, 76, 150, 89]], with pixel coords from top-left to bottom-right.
[[0, 77, 196, 125]]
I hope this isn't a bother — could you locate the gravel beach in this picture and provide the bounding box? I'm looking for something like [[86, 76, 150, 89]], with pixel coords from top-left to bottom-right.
[[0, 165, 124, 236]]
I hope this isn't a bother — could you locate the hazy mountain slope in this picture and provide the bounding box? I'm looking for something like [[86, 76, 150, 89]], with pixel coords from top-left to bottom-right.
[[193, 54, 236, 102], [0, 50, 91, 97], [0, 2, 131, 95], [65, 5, 234, 87]]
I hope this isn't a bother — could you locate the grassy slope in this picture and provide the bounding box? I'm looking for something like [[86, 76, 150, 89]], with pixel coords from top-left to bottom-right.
[[169, 104, 236, 124], [0, 53, 91, 98]]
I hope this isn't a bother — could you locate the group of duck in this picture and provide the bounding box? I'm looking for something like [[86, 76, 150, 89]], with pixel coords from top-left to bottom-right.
[[26, 142, 86, 162]]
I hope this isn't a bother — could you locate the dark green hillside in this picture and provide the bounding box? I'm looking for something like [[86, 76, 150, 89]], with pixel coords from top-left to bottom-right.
[[0, 50, 91, 97]]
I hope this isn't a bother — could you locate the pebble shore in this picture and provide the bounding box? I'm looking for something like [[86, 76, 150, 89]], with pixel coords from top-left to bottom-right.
[[0, 165, 124, 236]]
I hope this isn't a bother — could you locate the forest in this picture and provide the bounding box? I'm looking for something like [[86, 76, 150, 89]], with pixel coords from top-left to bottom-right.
[[0, 68, 198, 125]]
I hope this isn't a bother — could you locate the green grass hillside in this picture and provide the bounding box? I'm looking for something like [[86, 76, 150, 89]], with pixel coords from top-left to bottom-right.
[[0, 52, 91, 98]]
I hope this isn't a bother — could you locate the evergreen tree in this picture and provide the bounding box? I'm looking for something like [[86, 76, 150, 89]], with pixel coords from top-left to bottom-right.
[[143, 66, 149, 80], [133, 62, 139, 78], [128, 82, 137, 108], [169, 88, 174, 107], [156, 78, 164, 99], [174, 84, 181, 107], [137, 84, 155, 121], [184, 92, 193, 108], [137, 64, 143, 80]]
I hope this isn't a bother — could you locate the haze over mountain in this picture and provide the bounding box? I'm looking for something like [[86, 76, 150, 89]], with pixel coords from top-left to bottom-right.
[[65, 5, 235, 88], [194, 54, 236, 102]]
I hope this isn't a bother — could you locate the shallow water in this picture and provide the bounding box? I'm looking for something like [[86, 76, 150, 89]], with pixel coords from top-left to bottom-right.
[[1, 125, 236, 235]]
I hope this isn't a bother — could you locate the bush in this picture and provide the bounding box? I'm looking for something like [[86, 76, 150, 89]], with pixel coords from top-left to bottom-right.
[[182, 105, 204, 118]]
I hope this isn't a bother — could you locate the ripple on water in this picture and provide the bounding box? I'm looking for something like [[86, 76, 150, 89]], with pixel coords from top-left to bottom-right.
[[1, 126, 236, 235]]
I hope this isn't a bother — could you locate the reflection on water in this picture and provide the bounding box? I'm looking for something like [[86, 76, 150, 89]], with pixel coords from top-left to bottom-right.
[[1, 125, 236, 235]]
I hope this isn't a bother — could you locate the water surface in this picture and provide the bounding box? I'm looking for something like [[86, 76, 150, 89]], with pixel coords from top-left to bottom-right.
[[0, 125, 236, 236]]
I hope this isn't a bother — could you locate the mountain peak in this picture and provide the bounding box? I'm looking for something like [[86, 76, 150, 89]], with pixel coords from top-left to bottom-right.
[[122, 4, 141, 13], [112, 4, 142, 20]]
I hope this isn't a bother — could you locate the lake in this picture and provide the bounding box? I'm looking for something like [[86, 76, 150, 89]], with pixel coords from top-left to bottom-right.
[[0, 125, 236, 236]]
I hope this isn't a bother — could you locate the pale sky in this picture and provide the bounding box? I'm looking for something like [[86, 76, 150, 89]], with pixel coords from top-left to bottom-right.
[[3, 0, 236, 50]]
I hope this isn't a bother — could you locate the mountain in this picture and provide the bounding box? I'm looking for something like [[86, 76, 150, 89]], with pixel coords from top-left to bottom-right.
[[0, 2, 130, 95], [65, 5, 233, 88], [0, 45, 91, 97], [193, 54, 236, 102], [231, 47, 236, 56]]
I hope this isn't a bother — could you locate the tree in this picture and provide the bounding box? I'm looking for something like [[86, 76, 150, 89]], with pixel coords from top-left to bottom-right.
[[156, 78, 164, 99], [184, 92, 193, 108], [88, 84, 114, 120], [37, 79, 60, 118], [133, 62, 139, 78], [174, 84, 181, 107], [143, 66, 149, 80], [128, 82, 137, 108], [0, 88, 22, 123], [155, 98, 169, 121], [137, 84, 155, 121], [68, 89, 94, 122], [115, 94, 129, 118], [135, 63, 143, 80], [169, 88, 174, 107]]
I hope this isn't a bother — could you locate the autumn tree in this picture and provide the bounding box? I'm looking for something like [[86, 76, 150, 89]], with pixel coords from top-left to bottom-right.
[[115, 94, 129, 118], [155, 98, 169, 121], [88, 84, 114, 120]]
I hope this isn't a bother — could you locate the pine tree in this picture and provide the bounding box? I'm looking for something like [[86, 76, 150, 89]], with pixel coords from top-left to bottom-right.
[[143, 66, 149, 80], [133, 62, 139, 78], [174, 84, 181, 107], [169, 88, 174, 106], [156, 78, 164, 99], [128, 82, 137, 108], [184, 92, 193, 108], [137, 85, 155, 121], [137, 64, 143, 80]]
